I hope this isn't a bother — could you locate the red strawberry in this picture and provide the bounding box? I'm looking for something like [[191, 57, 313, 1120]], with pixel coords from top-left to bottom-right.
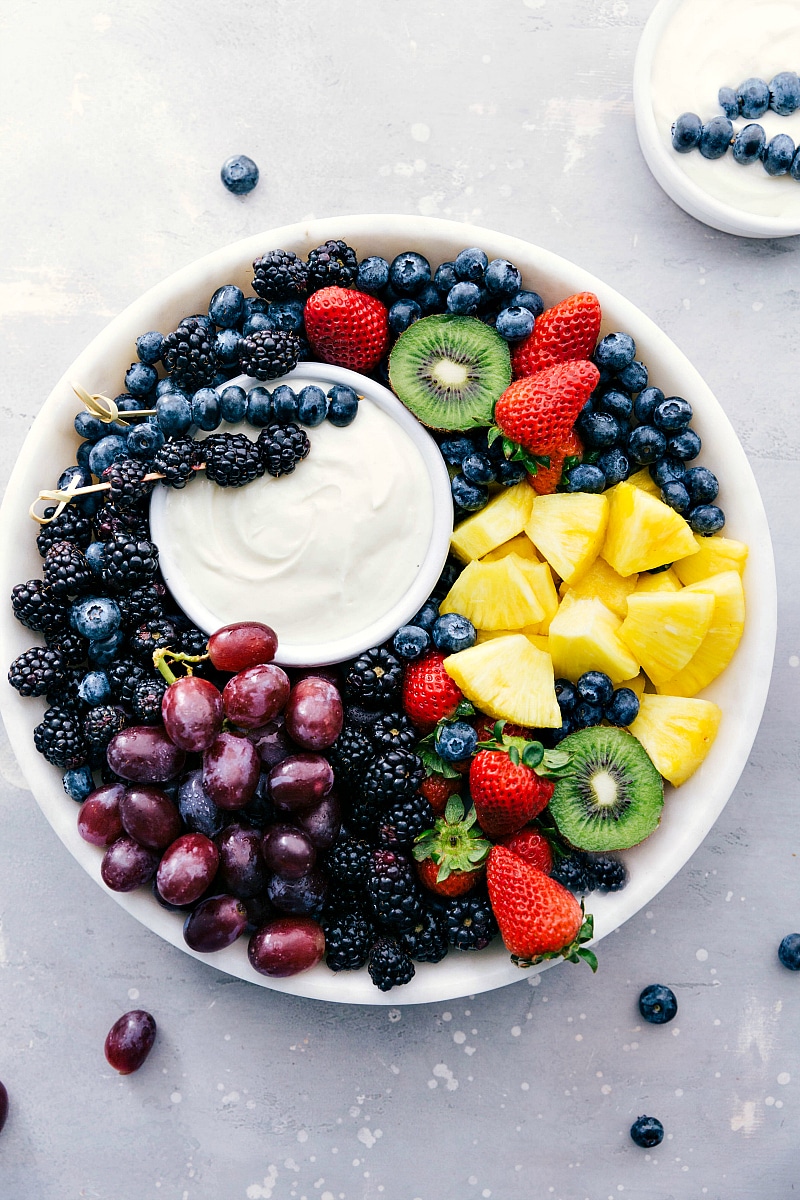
[[494, 360, 599, 457], [511, 291, 602, 380], [500, 827, 554, 875], [470, 745, 555, 840], [487, 845, 596, 968], [526, 428, 584, 496], [473, 715, 535, 742], [402, 651, 463, 732], [413, 796, 491, 897], [304, 286, 389, 371], [419, 772, 462, 816]]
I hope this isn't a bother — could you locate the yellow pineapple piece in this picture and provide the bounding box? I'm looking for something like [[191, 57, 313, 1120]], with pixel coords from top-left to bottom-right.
[[549, 596, 639, 683], [515, 557, 560, 633], [656, 571, 745, 697], [624, 672, 647, 700], [476, 629, 550, 653], [602, 481, 698, 575], [628, 693, 721, 786], [673, 535, 749, 585], [619, 591, 715, 686], [450, 483, 533, 562], [440, 558, 544, 630], [634, 566, 683, 594], [444, 635, 562, 728], [559, 556, 638, 618], [625, 467, 662, 498], [525, 492, 609, 584], [481, 532, 540, 563]]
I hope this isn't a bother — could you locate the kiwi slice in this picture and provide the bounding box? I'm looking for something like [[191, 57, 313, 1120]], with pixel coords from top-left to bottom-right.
[[388, 314, 511, 430], [549, 727, 664, 852]]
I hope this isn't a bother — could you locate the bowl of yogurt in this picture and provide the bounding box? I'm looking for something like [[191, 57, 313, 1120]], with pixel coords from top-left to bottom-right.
[[634, 0, 800, 237], [150, 363, 453, 667]]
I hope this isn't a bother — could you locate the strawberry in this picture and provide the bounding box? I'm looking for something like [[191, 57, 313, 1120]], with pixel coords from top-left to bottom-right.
[[304, 286, 389, 371], [473, 715, 535, 742], [402, 650, 464, 732], [500, 826, 554, 875], [470, 745, 555, 840], [486, 845, 597, 969], [494, 360, 599, 458], [526, 428, 584, 496], [419, 772, 462, 816], [511, 291, 602, 380], [413, 796, 491, 898]]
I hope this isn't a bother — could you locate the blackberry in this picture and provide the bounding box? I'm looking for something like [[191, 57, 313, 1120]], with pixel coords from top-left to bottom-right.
[[441, 891, 498, 951], [251, 249, 309, 301], [101, 458, 154, 508], [347, 794, 383, 839], [45, 627, 89, 668], [306, 240, 359, 291], [117, 582, 166, 630], [366, 849, 424, 931], [326, 837, 372, 892], [8, 646, 65, 697], [345, 647, 403, 711], [326, 722, 374, 786], [33, 705, 88, 769], [202, 432, 265, 487], [256, 423, 310, 477], [131, 675, 168, 723], [400, 909, 449, 964], [551, 851, 594, 894], [370, 711, 417, 753], [345, 703, 383, 730], [151, 437, 198, 488], [11, 580, 67, 632], [377, 793, 435, 847], [102, 532, 159, 592], [106, 657, 149, 704], [43, 541, 92, 596], [45, 666, 84, 711], [368, 937, 415, 991], [161, 316, 218, 390], [324, 911, 373, 972], [93, 500, 148, 541], [83, 705, 127, 756], [129, 618, 178, 663], [588, 854, 628, 892], [360, 749, 425, 807], [238, 328, 301, 381], [172, 624, 208, 658], [36, 509, 92, 557]]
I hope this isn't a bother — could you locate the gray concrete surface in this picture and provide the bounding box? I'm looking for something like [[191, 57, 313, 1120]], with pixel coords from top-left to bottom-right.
[[0, 2, 797, 1197]]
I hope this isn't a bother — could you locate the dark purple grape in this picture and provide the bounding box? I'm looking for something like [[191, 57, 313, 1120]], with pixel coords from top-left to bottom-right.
[[0, 1080, 7, 1133], [101, 836, 160, 892], [156, 833, 219, 906], [247, 717, 293, 767], [294, 791, 342, 850], [260, 824, 317, 879], [239, 771, 276, 828], [248, 916, 325, 977], [77, 783, 125, 847], [106, 726, 186, 783], [268, 754, 334, 814], [284, 677, 343, 750], [222, 663, 290, 729], [202, 731, 260, 809], [177, 769, 224, 836], [119, 787, 182, 850], [183, 894, 248, 952], [266, 868, 327, 916], [243, 892, 277, 932], [161, 676, 224, 752], [207, 621, 278, 672], [104, 1009, 157, 1074], [215, 824, 269, 897]]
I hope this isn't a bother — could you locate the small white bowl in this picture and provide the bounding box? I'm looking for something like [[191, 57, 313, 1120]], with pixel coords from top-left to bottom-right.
[[149, 363, 453, 668]]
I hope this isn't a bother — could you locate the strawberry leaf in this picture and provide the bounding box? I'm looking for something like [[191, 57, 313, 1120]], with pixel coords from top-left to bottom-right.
[[454, 700, 476, 718], [416, 740, 460, 779], [444, 795, 466, 825], [507, 744, 520, 767], [521, 741, 544, 769], [487, 425, 503, 447]]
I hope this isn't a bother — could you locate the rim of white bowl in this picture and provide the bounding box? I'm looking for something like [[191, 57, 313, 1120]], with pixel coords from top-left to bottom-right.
[[149, 364, 453, 667], [0, 214, 778, 1004], [633, 0, 800, 239]]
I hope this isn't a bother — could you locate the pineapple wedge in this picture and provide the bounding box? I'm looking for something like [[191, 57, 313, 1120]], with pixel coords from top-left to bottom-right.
[[440, 558, 544, 630], [481, 532, 540, 563], [450, 482, 533, 562], [515, 557, 560, 632], [625, 467, 662, 498], [624, 672, 647, 700], [634, 566, 683, 594], [628, 693, 721, 786], [444, 634, 562, 728], [549, 596, 640, 683], [476, 629, 550, 653], [673, 535, 749, 585], [619, 591, 715, 686], [559, 556, 638, 618], [602, 481, 698, 575], [656, 571, 745, 696], [525, 492, 609, 584]]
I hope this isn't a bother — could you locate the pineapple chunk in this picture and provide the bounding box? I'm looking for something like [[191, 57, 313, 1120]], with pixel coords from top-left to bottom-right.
[[476, 629, 550, 653], [559, 556, 638, 618], [656, 571, 745, 696], [515, 558, 560, 633], [481, 532, 540, 563], [525, 492, 609, 584], [450, 483, 533, 562], [444, 635, 562, 728], [619, 591, 715, 686], [624, 672, 647, 700], [602, 481, 698, 575], [628, 693, 721, 786], [673, 535, 749, 585], [549, 596, 639, 683], [440, 558, 544, 630], [625, 467, 662, 498], [634, 566, 683, 594]]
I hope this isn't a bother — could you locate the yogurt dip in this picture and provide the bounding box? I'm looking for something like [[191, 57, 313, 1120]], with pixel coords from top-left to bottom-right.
[[651, 0, 800, 218]]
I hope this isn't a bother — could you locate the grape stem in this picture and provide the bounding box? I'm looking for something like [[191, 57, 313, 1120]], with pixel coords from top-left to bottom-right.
[[153, 647, 210, 685]]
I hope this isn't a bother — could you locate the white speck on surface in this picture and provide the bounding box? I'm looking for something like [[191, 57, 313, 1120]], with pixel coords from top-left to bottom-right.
[[393, 162, 415, 177], [672, 1027, 681, 1036], [730, 1099, 760, 1135], [453, 1031, 466, 1044], [737, 995, 780, 1063], [752, 301, 764, 311], [411, 123, 430, 142], [696, 948, 709, 961], [432, 1062, 458, 1090], [790, 655, 799, 667], [468, 1177, 477, 1186], [778, 1072, 790, 1085], [127, 988, 139, 1000], [170, 1091, 182, 1104], [464, 1046, 476, 1056], [442, 1012, 452, 1021], [765, 1095, 775, 1105], [575, 1034, 583, 1042], [601, 1085, 612, 1095], [297, 1130, 308, 1143], [511, 1026, 521, 1037], [683, 297, 691, 309], [221, 1091, 239, 1105], [482, 54, 491, 62], [418, 193, 443, 216], [775, 1100, 784, 1108], [521, 1082, 529, 1091], [357, 1128, 380, 1149]]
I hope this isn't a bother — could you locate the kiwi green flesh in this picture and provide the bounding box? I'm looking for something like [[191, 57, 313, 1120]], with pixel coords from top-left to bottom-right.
[[388, 314, 511, 431], [549, 727, 664, 852]]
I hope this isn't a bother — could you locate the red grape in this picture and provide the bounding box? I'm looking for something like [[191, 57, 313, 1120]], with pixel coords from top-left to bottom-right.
[[268, 754, 334, 814], [0, 1081, 7, 1133], [261, 824, 317, 879], [294, 791, 342, 851], [106, 726, 186, 783], [183, 894, 248, 952], [119, 787, 182, 851], [248, 916, 325, 977], [292, 666, 341, 687], [284, 677, 343, 749], [215, 824, 269, 898], [202, 732, 260, 809], [77, 784, 125, 847], [101, 836, 160, 892], [207, 621, 278, 672], [104, 1010, 157, 1074], [156, 833, 219, 906], [223, 664, 290, 729], [161, 676, 223, 752], [266, 868, 328, 915], [247, 717, 293, 767]]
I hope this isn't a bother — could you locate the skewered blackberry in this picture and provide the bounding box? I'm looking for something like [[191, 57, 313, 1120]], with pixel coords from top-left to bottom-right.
[[440, 891, 498, 951], [83, 705, 128, 756], [8, 646, 65, 697], [161, 316, 218, 390], [370, 711, 417, 753], [129, 618, 178, 663], [400, 909, 449, 964], [238, 328, 301, 381], [43, 541, 92, 596], [366, 849, 424, 931], [377, 793, 435, 847], [345, 647, 403, 711], [131, 675, 168, 723], [588, 854, 627, 892], [101, 458, 154, 509], [106, 657, 149, 704], [36, 509, 93, 557], [117, 582, 166, 629], [360, 749, 425, 807], [256, 423, 310, 476], [11, 580, 67, 633], [326, 722, 374, 785], [324, 911, 373, 972], [45, 627, 89, 668], [93, 500, 148, 541], [33, 706, 88, 769], [368, 937, 415, 991], [326, 837, 372, 892], [306, 240, 358, 291], [251, 249, 309, 301], [202, 432, 265, 487], [151, 437, 198, 488], [102, 532, 159, 592]]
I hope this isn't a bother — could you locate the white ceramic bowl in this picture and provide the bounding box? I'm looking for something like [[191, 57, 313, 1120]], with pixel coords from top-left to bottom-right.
[[0, 215, 777, 1004], [634, 0, 800, 238]]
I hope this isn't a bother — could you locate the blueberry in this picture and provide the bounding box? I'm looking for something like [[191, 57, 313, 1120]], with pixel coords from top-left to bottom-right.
[[243, 312, 273, 337], [415, 282, 443, 315], [58, 465, 92, 495], [565, 463, 606, 493], [573, 701, 603, 729], [596, 390, 633, 423], [243, 297, 269, 320], [388, 299, 422, 336], [392, 625, 431, 661], [78, 670, 112, 707], [246, 386, 273, 427], [683, 465, 719, 504], [85, 542, 107, 576], [633, 386, 664, 425], [576, 670, 613, 707], [454, 247, 488, 282], [496, 459, 527, 486], [597, 448, 630, 486], [495, 306, 535, 341], [718, 87, 739, 120], [356, 256, 390, 294], [156, 393, 192, 437], [627, 425, 666, 465], [617, 360, 648, 395], [667, 428, 701, 461], [551, 715, 575, 745], [125, 362, 157, 398], [432, 613, 476, 654], [630, 1116, 664, 1149], [451, 473, 488, 511], [638, 982, 678, 1023], [76, 441, 93, 471], [70, 596, 122, 641], [155, 377, 181, 397], [266, 300, 305, 333], [671, 111, 703, 153], [191, 387, 222, 432], [762, 133, 795, 176], [737, 76, 770, 119], [650, 456, 686, 487], [208, 284, 245, 329], [594, 332, 636, 373], [647, 562, 673, 575], [778, 932, 800, 970], [219, 384, 247, 424], [297, 385, 328, 427], [655, 396, 692, 433], [271, 384, 299, 424], [791, 148, 800, 181], [484, 258, 522, 297], [576, 411, 620, 449], [88, 434, 129, 477], [699, 116, 733, 159], [74, 411, 108, 443], [389, 252, 431, 296], [434, 261, 458, 295], [126, 423, 164, 465], [510, 290, 545, 318], [689, 504, 725, 535], [732, 123, 767, 165], [447, 282, 483, 315], [63, 765, 95, 803], [554, 679, 577, 713], [770, 70, 800, 116], [325, 384, 359, 428], [435, 720, 478, 764], [605, 687, 639, 727], [136, 331, 163, 365], [214, 327, 243, 365], [412, 600, 440, 632], [660, 480, 691, 514], [462, 452, 495, 485], [440, 437, 476, 466], [88, 629, 127, 665], [220, 154, 259, 195], [116, 394, 148, 417]]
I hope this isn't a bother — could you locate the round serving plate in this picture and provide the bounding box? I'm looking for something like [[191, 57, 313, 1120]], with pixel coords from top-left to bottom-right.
[[0, 214, 777, 1004]]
